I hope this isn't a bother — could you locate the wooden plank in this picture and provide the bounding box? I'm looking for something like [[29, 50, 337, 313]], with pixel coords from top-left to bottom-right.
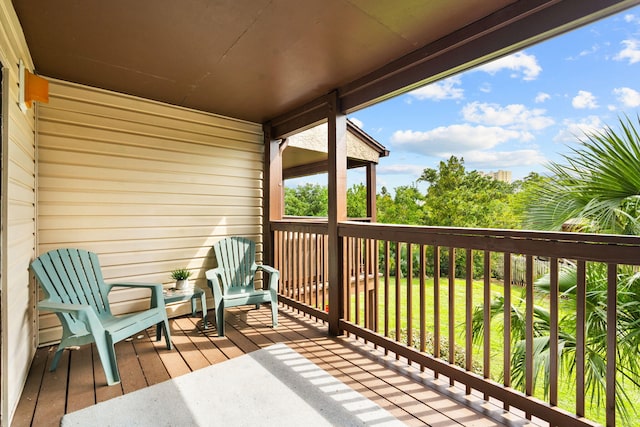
[[93, 344, 124, 403], [148, 320, 191, 379], [132, 329, 171, 386], [11, 348, 49, 427], [169, 319, 210, 372], [66, 345, 96, 413], [223, 311, 262, 354], [117, 338, 148, 394], [31, 349, 70, 427], [176, 318, 231, 365]]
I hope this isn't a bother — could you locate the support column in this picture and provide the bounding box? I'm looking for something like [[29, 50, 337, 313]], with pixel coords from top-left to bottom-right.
[[327, 91, 347, 336], [263, 122, 283, 267], [366, 163, 377, 222]]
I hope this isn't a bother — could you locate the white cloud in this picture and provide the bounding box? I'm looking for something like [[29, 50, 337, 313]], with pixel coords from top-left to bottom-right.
[[409, 76, 463, 101], [462, 102, 554, 131], [390, 123, 546, 170], [553, 116, 604, 142], [349, 117, 364, 128], [476, 51, 542, 81], [613, 87, 640, 107], [462, 149, 546, 168], [615, 39, 640, 64], [479, 83, 492, 93], [572, 90, 598, 109], [579, 45, 599, 58], [624, 14, 640, 24], [535, 92, 551, 103], [391, 124, 523, 155]]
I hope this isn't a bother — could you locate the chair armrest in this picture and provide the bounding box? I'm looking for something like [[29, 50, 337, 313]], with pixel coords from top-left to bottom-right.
[[257, 265, 280, 291], [38, 300, 91, 314], [38, 300, 105, 334], [205, 268, 225, 301], [107, 282, 165, 309]]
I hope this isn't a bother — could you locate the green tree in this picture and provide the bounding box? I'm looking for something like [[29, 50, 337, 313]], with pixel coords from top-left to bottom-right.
[[377, 185, 426, 225], [509, 172, 548, 227], [284, 183, 328, 216], [347, 183, 368, 218], [418, 156, 518, 228], [284, 182, 374, 218]]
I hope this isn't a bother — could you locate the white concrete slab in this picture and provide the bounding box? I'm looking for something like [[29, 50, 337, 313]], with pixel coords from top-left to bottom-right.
[[62, 343, 406, 427]]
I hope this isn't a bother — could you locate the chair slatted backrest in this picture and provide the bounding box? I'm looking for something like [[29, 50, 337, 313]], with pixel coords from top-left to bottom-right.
[[32, 248, 111, 316], [213, 237, 257, 292]]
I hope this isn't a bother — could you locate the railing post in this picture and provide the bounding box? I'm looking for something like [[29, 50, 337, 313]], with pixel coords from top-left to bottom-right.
[[327, 91, 347, 336]]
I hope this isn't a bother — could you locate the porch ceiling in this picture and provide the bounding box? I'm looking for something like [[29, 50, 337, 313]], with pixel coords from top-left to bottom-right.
[[12, 0, 638, 124]]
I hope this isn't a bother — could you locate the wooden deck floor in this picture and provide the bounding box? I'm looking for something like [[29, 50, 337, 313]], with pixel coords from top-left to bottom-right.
[[12, 305, 523, 427]]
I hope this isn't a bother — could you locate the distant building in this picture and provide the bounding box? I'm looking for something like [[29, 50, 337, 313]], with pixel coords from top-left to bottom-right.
[[480, 170, 512, 183]]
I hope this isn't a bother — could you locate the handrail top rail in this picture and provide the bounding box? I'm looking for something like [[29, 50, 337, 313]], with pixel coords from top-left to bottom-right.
[[272, 219, 640, 245], [338, 221, 640, 246]]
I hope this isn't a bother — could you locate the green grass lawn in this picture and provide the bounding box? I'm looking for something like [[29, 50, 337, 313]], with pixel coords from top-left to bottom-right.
[[346, 275, 640, 426]]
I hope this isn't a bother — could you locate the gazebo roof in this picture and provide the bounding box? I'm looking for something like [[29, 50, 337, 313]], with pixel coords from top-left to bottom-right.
[[283, 120, 389, 179]]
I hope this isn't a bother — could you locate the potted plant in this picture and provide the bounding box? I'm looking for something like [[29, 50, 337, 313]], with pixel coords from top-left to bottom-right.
[[171, 268, 193, 290]]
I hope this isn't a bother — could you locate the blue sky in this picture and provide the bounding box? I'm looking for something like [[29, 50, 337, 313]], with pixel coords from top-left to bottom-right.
[[290, 5, 640, 193]]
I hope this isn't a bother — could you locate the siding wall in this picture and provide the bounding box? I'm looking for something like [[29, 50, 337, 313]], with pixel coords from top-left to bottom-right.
[[36, 79, 264, 344], [0, 1, 37, 425]]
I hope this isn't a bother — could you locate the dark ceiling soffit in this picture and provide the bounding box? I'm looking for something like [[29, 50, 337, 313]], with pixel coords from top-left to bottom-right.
[[269, 95, 329, 139], [268, 0, 638, 138]]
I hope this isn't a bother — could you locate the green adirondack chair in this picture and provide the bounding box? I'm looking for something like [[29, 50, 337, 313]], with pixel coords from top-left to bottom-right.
[[206, 237, 279, 337], [31, 248, 172, 386]]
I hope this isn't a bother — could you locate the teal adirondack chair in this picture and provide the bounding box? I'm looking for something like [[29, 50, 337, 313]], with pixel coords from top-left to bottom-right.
[[206, 237, 279, 336], [31, 248, 172, 386]]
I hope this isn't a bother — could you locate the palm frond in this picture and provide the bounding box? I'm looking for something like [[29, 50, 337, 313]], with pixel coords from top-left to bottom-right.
[[525, 115, 640, 234]]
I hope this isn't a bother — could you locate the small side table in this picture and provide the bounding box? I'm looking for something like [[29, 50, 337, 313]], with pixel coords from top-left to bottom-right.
[[158, 286, 208, 338]]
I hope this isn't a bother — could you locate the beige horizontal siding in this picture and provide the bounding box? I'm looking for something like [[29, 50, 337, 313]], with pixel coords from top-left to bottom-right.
[[36, 78, 264, 345], [1, 1, 38, 424]]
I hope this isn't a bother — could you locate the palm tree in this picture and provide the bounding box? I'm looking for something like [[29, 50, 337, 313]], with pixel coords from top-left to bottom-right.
[[525, 115, 640, 234], [473, 116, 640, 424]]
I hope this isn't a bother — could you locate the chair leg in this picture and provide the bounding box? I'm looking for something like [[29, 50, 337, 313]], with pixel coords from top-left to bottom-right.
[[162, 318, 172, 350], [215, 303, 225, 337], [94, 334, 120, 386], [50, 345, 65, 371], [271, 301, 278, 328]]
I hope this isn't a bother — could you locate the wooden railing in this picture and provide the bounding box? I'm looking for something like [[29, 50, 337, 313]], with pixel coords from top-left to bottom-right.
[[270, 219, 640, 427], [272, 221, 330, 319]]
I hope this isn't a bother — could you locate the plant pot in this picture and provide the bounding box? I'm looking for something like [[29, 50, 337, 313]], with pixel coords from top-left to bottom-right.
[[175, 279, 190, 290]]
